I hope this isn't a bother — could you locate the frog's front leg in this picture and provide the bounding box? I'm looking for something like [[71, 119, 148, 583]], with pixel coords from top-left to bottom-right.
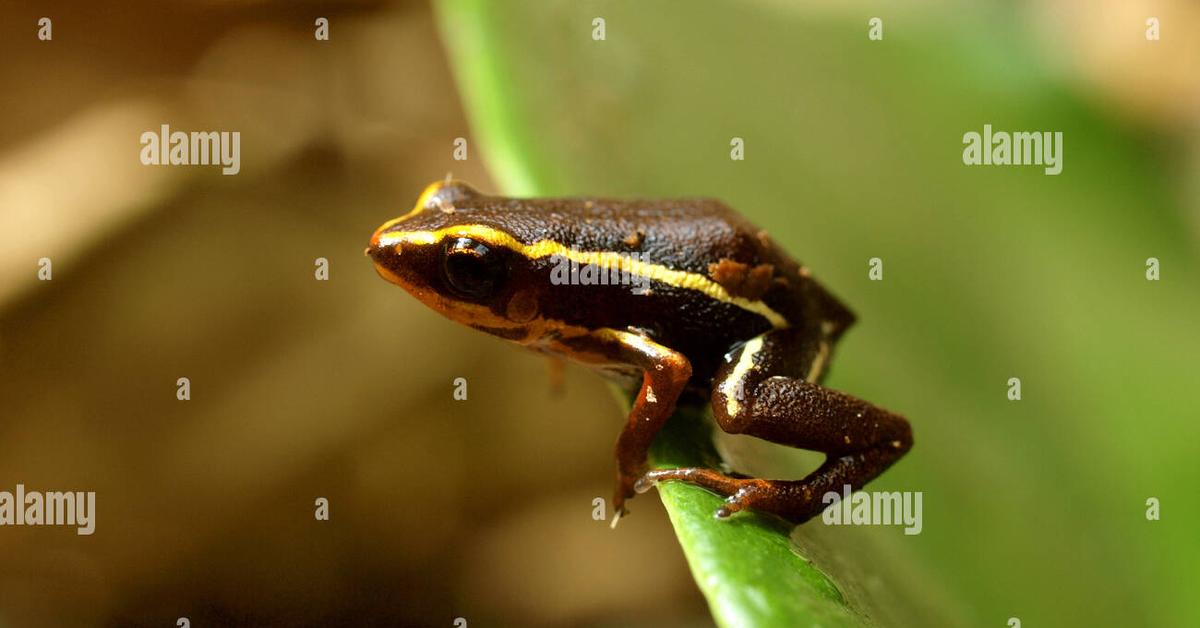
[[559, 328, 692, 526], [637, 327, 913, 523]]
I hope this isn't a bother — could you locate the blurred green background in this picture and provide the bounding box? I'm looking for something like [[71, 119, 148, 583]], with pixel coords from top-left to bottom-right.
[[1, 1, 1197, 627]]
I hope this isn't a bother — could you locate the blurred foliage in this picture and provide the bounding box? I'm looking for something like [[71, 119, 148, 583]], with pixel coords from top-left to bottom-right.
[[435, 0, 1200, 626], [0, 2, 712, 626]]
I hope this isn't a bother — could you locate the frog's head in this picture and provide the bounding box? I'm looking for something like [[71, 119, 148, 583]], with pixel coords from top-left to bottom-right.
[[367, 180, 548, 341]]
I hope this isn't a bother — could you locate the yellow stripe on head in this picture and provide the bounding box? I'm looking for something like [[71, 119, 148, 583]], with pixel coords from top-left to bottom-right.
[[373, 181, 447, 236], [377, 224, 790, 328]]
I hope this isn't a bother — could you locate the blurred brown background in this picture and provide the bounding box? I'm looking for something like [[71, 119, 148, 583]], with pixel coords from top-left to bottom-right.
[[0, 1, 709, 626]]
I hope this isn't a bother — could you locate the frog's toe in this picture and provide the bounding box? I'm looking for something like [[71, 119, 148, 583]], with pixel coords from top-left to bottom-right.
[[633, 473, 660, 494], [714, 484, 765, 519]]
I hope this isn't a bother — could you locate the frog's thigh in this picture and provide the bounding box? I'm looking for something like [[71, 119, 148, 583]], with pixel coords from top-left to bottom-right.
[[660, 328, 915, 522], [713, 327, 909, 454]]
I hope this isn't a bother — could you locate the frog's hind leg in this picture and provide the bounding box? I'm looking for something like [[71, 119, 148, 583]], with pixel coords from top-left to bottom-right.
[[639, 327, 913, 523]]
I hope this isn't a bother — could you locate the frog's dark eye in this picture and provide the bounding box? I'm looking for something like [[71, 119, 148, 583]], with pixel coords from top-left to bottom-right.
[[442, 237, 506, 299]]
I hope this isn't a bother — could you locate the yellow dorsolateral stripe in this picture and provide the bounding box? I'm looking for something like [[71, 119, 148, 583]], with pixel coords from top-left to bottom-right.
[[378, 224, 789, 328]]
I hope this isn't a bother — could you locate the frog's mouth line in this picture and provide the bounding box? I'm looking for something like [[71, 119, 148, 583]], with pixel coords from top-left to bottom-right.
[[368, 234, 496, 321], [369, 260, 409, 291], [369, 255, 584, 347]]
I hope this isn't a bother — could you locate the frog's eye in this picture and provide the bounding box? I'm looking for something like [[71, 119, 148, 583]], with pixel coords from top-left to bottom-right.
[[442, 237, 506, 299]]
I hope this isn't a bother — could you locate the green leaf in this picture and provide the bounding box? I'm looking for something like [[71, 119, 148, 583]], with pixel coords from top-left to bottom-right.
[[648, 405, 865, 628]]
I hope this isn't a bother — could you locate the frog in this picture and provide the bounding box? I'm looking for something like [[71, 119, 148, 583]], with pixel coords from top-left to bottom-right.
[[367, 179, 913, 526]]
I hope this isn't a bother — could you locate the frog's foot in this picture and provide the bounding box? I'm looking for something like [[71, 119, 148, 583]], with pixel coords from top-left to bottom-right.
[[635, 467, 822, 522]]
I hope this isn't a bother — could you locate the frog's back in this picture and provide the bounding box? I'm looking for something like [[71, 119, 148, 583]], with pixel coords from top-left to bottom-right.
[[394, 186, 854, 387], [444, 194, 798, 284]]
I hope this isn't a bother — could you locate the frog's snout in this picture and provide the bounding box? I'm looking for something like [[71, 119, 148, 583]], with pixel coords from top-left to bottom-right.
[[367, 217, 406, 261], [370, 242, 411, 290], [368, 234, 400, 264]]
